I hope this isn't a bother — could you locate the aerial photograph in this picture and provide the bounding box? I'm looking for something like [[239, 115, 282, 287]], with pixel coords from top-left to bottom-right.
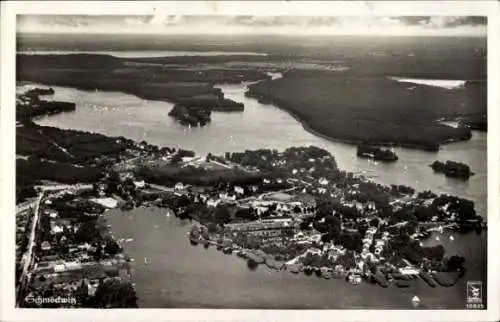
[[14, 13, 487, 310]]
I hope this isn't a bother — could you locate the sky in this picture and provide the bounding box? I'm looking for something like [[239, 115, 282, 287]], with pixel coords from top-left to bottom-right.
[[17, 15, 487, 37]]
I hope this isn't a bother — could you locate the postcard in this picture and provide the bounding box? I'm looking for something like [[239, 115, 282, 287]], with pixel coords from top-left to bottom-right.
[[1, 1, 499, 321]]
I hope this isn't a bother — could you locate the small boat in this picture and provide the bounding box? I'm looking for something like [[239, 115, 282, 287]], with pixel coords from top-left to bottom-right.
[[449, 235, 454, 241], [144, 257, 150, 265], [411, 295, 421, 306], [435, 236, 440, 241]]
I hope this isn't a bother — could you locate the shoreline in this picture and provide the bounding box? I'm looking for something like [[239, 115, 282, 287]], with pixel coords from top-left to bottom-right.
[[244, 91, 474, 152], [19, 78, 475, 153], [185, 226, 465, 290], [107, 205, 482, 292]]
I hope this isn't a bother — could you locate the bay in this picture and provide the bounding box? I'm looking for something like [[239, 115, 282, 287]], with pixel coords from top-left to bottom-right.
[[104, 207, 485, 309]]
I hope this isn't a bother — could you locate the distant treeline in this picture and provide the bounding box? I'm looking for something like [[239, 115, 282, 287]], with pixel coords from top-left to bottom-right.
[[17, 33, 486, 79]]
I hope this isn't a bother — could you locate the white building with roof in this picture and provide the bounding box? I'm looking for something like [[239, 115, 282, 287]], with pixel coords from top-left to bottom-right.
[[220, 193, 236, 202], [134, 180, 145, 189], [234, 186, 245, 195], [399, 267, 420, 275], [207, 199, 220, 207], [51, 224, 64, 235], [41, 241, 51, 251]]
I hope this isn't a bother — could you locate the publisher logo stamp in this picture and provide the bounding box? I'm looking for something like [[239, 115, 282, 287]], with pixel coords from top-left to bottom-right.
[[466, 281, 484, 309]]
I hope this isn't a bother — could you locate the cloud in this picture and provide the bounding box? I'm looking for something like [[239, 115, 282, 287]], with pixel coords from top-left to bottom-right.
[[429, 16, 486, 28], [396, 16, 486, 29], [17, 15, 487, 36]]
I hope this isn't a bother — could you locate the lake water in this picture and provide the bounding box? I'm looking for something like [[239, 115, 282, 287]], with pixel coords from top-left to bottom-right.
[[22, 80, 487, 218], [17, 50, 268, 58], [104, 207, 486, 309], [388, 77, 467, 90], [17, 77, 487, 309]]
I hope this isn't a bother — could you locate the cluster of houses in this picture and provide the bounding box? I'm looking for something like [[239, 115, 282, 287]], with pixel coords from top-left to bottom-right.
[[185, 183, 250, 207], [286, 225, 399, 284], [216, 191, 321, 242], [290, 231, 322, 245], [360, 227, 390, 262], [24, 193, 130, 304], [172, 179, 317, 221]]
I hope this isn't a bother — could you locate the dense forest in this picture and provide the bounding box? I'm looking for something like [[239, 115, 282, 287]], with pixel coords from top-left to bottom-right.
[[247, 72, 484, 150]]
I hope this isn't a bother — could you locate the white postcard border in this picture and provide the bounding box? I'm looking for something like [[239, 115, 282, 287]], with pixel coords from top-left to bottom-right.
[[1, 1, 499, 321]]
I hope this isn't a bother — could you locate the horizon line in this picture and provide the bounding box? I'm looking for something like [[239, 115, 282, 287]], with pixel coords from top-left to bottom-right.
[[16, 31, 488, 38]]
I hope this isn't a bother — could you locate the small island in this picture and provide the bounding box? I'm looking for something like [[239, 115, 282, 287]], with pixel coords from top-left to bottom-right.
[[430, 161, 474, 179], [357, 145, 398, 162], [168, 96, 246, 126], [168, 104, 211, 126]]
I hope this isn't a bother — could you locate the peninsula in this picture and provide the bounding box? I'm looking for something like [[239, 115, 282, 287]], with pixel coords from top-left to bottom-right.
[[17, 87, 75, 121], [246, 70, 482, 151]]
